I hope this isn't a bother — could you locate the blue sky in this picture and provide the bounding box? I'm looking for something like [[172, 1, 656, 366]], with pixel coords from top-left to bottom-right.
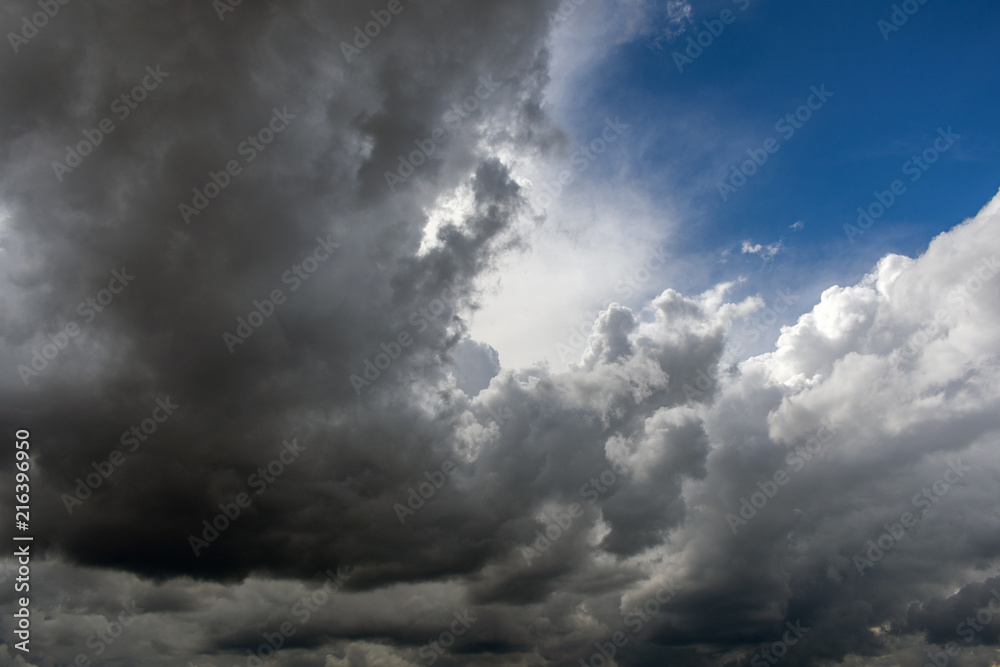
[[586, 0, 997, 266], [474, 0, 1000, 365]]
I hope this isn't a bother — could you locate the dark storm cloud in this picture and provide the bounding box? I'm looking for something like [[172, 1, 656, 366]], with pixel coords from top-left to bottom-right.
[[0, 0, 556, 575], [2, 1, 1000, 666], [906, 574, 1000, 647]]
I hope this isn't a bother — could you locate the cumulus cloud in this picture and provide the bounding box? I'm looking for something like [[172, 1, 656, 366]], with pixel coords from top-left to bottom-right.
[[2, 0, 999, 665]]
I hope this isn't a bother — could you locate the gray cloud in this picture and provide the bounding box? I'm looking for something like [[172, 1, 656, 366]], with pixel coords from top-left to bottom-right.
[[2, 1, 1000, 666]]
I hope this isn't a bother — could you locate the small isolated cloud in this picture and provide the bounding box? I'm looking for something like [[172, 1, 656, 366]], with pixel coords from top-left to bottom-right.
[[789, 220, 805, 231], [741, 239, 784, 259], [663, 0, 694, 37]]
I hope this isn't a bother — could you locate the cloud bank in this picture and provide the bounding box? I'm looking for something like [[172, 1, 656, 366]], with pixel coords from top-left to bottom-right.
[[1, 0, 999, 665]]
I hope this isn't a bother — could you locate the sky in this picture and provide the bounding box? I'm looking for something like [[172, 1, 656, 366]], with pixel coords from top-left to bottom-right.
[[0, 1, 999, 666]]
